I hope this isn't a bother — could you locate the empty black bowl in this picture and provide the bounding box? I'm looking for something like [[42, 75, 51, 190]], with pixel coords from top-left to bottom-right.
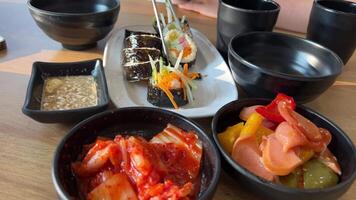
[[22, 59, 109, 123], [28, 0, 120, 50], [52, 107, 221, 199], [212, 99, 356, 200], [228, 32, 343, 103]]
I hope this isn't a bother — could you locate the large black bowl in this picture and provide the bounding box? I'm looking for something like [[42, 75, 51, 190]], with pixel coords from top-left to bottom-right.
[[28, 0, 120, 50], [52, 107, 221, 199], [212, 99, 356, 200], [228, 32, 343, 103]]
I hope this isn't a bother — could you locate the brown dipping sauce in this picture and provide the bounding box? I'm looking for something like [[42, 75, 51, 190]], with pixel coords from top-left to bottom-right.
[[41, 76, 98, 111]]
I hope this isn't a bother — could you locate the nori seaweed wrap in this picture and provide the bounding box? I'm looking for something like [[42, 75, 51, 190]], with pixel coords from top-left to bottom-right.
[[125, 35, 162, 49], [122, 30, 163, 81], [122, 48, 161, 64], [147, 82, 188, 108], [125, 30, 158, 38], [123, 62, 156, 82]]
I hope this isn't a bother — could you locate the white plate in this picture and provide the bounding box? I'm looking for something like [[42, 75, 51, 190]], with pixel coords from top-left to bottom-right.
[[103, 25, 238, 118]]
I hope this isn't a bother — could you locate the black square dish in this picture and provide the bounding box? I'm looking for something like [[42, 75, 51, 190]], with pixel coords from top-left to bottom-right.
[[22, 59, 109, 123]]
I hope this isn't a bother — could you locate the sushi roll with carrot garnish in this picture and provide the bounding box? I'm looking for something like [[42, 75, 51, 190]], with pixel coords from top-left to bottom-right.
[[164, 29, 197, 68], [151, 0, 197, 67], [153, 11, 193, 38], [147, 52, 200, 109]]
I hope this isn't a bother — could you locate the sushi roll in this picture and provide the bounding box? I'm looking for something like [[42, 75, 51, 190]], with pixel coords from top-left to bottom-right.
[[151, 1, 197, 67], [122, 48, 161, 64], [122, 30, 162, 82], [147, 55, 200, 109], [147, 81, 188, 108], [164, 29, 197, 68], [153, 16, 193, 38], [180, 16, 193, 37], [125, 30, 158, 38], [125, 34, 162, 49], [152, 1, 193, 37]]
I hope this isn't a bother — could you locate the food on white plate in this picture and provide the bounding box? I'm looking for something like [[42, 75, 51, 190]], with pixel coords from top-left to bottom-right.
[[164, 29, 197, 67], [147, 55, 201, 109], [122, 30, 162, 82], [152, 1, 197, 67]]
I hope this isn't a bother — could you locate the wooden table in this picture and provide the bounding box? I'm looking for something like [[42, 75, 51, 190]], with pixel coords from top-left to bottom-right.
[[0, 0, 355, 199]]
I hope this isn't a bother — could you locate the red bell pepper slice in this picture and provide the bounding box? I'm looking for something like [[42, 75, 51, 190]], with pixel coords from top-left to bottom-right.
[[256, 93, 296, 123]]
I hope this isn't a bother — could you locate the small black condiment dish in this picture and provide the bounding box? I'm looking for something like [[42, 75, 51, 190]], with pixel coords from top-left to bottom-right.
[[228, 32, 343, 103], [22, 59, 109, 123], [27, 0, 120, 50], [212, 99, 356, 200], [52, 107, 221, 199]]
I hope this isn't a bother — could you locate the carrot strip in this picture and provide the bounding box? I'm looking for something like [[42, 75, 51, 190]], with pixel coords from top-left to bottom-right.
[[183, 64, 189, 76], [157, 83, 179, 109], [189, 73, 200, 80]]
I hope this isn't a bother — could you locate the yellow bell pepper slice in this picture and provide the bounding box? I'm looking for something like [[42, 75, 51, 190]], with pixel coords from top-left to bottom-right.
[[239, 112, 264, 139], [256, 126, 274, 144], [218, 122, 244, 154]]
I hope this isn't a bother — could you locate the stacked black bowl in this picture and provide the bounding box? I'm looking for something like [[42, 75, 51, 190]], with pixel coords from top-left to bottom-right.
[[228, 32, 343, 103], [28, 0, 120, 50]]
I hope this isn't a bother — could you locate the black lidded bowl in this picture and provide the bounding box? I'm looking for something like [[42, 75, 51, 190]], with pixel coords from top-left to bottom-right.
[[27, 0, 120, 50], [52, 107, 221, 200], [212, 99, 356, 200], [22, 59, 109, 123], [228, 31, 343, 103]]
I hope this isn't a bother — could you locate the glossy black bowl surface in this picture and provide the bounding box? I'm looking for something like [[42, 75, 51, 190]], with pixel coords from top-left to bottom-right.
[[52, 107, 221, 200], [228, 32, 343, 103], [22, 59, 109, 123], [212, 99, 356, 200], [307, 0, 356, 64], [217, 0, 280, 57], [28, 0, 120, 50]]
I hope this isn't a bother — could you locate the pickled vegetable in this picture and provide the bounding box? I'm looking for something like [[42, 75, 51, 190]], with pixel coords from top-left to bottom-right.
[[303, 159, 339, 189], [239, 112, 264, 139], [226, 94, 342, 189], [255, 126, 274, 144], [218, 122, 244, 154], [279, 167, 303, 188]]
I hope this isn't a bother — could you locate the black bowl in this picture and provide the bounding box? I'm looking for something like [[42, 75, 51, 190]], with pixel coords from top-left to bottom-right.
[[22, 59, 109, 123], [217, 0, 280, 57], [28, 0, 120, 50], [52, 107, 221, 199], [307, 0, 356, 64], [228, 32, 343, 103], [212, 99, 356, 200]]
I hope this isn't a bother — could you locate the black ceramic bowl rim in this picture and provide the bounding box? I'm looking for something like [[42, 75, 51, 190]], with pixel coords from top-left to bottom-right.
[[52, 107, 221, 200], [315, 0, 356, 16], [220, 0, 280, 13], [27, 0, 120, 16], [228, 31, 343, 81], [21, 59, 109, 115], [212, 98, 356, 195]]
